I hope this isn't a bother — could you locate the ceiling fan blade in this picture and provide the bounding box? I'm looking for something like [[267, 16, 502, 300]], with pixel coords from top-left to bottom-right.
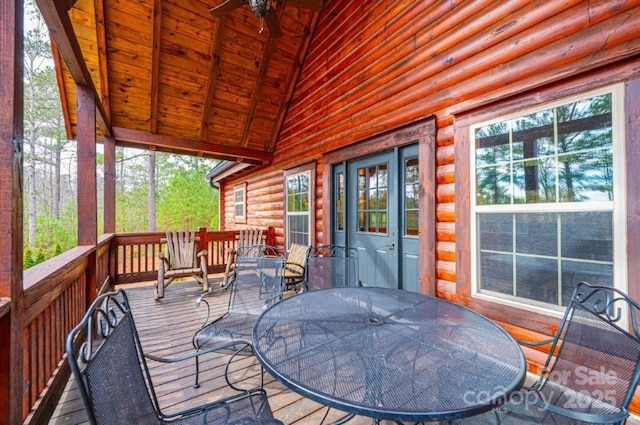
[[281, 0, 323, 12], [264, 12, 282, 38], [210, 0, 244, 17]]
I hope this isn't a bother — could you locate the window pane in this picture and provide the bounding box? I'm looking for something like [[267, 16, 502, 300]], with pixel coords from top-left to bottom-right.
[[476, 165, 512, 205], [561, 212, 612, 262], [558, 149, 613, 202], [515, 256, 558, 304], [336, 172, 344, 231], [405, 211, 418, 236], [475, 122, 511, 166], [479, 252, 513, 295], [478, 213, 513, 252], [515, 213, 557, 256], [512, 158, 556, 203]]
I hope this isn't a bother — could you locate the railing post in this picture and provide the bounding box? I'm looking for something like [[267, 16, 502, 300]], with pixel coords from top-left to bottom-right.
[[266, 226, 276, 246], [0, 1, 24, 423], [198, 227, 207, 254]]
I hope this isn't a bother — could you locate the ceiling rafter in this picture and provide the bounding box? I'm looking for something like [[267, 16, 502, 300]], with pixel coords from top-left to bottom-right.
[[240, 31, 276, 148], [50, 41, 74, 139], [149, 0, 162, 134], [94, 0, 111, 125], [36, 0, 112, 136], [112, 127, 272, 164], [200, 14, 227, 141]]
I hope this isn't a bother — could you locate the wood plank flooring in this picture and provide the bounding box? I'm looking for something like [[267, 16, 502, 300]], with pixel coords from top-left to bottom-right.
[[48, 278, 408, 425]]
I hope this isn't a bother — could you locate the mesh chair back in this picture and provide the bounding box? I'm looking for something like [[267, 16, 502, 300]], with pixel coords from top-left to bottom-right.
[[536, 282, 640, 421], [66, 291, 160, 425], [306, 245, 360, 290], [230, 244, 285, 315]]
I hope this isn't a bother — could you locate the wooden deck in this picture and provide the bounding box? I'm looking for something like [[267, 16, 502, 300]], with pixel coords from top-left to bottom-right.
[[48, 277, 409, 425]]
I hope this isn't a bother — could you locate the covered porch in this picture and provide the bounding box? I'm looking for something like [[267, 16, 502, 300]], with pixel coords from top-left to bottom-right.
[[3, 0, 640, 424]]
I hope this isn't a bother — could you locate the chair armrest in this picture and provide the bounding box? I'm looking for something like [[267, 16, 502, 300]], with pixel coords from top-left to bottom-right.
[[144, 340, 245, 364], [196, 249, 207, 258], [516, 337, 555, 346], [284, 261, 305, 274]]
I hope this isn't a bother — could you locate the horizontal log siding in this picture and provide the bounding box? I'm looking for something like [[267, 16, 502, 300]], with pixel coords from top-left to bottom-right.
[[224, 0, 640, 291], [218, 0, 640, 413]]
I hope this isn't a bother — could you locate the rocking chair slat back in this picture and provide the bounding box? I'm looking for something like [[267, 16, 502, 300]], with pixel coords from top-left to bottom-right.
[[165, 230, 198, 269]]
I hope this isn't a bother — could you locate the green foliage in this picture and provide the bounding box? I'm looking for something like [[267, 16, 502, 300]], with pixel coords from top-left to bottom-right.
[[156, 158, 219, 230], [35, 249, 45, 265], [23, 247, 35, 269]]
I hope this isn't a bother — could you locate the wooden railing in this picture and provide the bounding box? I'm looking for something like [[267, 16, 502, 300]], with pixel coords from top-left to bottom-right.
[[11, 227, 274, 425]]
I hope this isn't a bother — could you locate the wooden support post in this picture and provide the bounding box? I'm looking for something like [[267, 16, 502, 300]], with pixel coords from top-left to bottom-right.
[[76, 84, 97, 305], [0, 1, 24, 423], [103, 136, 116, 234]]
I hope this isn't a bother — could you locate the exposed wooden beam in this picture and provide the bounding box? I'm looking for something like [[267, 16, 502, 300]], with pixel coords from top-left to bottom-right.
[[50, 41, 73, 140], [112, 127, 272, 164], [36, 0, 111, 136], [200, 15, 226, 140], [94, 0, 111, 126], [149, 0, 162, 134], [241, 26, 276, 148]]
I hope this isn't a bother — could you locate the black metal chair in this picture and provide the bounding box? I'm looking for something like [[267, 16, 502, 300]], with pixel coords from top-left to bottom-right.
[[445, 282, 640, 425], [65, 289, 283, 425], [192, 244, 285, 389], [304, 245, 361, 291]]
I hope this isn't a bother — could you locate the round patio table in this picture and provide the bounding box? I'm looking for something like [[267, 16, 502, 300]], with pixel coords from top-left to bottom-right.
[[252, 287, 526, 422]]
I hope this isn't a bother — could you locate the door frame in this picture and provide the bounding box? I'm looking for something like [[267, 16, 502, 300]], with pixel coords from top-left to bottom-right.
[[322, 116, 437, 295]]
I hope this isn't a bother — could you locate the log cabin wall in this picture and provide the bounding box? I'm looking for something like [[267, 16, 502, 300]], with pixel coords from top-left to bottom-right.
[[221, 0, 640, 293], [220, 0, 640, 409]]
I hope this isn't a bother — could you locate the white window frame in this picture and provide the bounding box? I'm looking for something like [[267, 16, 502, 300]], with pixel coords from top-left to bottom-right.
[[469, 84, 627, 315], [233, 183, 246, 223], [284, 163, 315, 250]]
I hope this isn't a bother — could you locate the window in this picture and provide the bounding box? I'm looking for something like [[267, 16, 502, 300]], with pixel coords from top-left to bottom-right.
[[471, 86, 625, 309], [335, 171, 345, 231], [284, 163, 315, 249], [357, 163, 388, 234], [404, 157, 419, 236], [233, 184, 246, 223]]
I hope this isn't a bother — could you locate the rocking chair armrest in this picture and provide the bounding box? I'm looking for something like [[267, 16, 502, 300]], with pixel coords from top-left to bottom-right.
[[196, 249, 207, 258]]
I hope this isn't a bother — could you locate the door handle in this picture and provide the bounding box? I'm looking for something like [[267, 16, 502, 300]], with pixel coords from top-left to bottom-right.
[[384, 243, 395, 250]]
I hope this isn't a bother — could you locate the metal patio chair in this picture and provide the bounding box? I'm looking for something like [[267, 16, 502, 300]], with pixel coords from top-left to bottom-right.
[[304, 245, 361, 291], [65, 289, 282, 425], [192, 244, 285, 388], [221, 228, 265, 287], [156, 230, 208, 300], [445, 281, 640, 425]]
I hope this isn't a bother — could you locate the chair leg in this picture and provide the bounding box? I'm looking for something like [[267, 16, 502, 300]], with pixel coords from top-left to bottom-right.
[[194, 354, 200, 389]]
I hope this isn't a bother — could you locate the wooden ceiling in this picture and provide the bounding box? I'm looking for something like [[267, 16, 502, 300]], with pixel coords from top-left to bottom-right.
[[38, 0, 322, 165]]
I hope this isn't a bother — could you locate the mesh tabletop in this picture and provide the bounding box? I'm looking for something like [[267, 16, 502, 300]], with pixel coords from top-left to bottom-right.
[[252, 287, 526, 422]]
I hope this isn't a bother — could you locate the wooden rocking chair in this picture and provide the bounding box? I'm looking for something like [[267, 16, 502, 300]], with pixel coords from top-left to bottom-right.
[[221, 228, 265, 287], [156, 231, 208, 300]]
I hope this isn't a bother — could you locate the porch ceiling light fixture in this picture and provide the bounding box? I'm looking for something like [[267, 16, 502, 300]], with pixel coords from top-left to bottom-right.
[[248, 0, 270, 17]]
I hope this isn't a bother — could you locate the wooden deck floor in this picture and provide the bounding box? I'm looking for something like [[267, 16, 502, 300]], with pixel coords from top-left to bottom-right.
[[48, 277, 412, 425]]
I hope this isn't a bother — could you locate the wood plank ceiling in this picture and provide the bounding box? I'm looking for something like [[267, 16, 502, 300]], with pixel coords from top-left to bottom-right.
[[42, 0, 322, 165]]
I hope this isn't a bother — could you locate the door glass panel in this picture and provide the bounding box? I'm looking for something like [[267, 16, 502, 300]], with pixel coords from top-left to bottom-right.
[[336, 172, 344, 231], [404, 157, 419, 236], [357, 163, 388, 234]]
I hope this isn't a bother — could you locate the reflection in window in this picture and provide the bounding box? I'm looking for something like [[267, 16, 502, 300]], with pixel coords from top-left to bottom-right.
[[357, 163, 387, 234], [475, 93, 613, 205], [473, 89, 620, 308], [404, 157, 419, 236], [336, 172, 344, 231]]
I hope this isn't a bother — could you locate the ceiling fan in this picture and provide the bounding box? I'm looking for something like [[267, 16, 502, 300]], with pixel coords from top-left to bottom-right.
[[210, 0, 323, 39]]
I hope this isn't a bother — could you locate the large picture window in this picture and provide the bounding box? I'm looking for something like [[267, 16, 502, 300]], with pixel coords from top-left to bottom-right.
[[471, 86, 625, 309], [284, 163, 315, 249]]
